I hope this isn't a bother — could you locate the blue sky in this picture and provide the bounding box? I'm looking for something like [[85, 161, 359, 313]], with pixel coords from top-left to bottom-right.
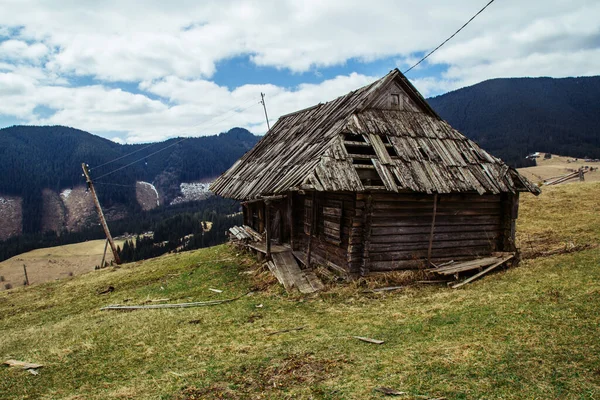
[[0, 0, 599, 143]]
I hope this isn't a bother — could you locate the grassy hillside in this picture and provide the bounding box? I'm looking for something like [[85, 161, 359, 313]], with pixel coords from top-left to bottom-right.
[[1, 184, 600, 399], [518, 152, 600, 185], [0, 239, 124, 291]]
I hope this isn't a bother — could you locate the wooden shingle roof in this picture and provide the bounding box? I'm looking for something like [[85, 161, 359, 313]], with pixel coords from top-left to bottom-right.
[[211, 69, 540, 200]]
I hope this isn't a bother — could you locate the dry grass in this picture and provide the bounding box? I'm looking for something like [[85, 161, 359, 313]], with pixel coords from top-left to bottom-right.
[[1, 183, 600, 399], [517, 181, 600, 258], [0, 239, 125, 291], [517, 152, 600, 184]]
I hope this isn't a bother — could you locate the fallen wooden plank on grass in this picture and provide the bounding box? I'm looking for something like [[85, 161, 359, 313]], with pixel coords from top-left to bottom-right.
[[451, 254, 515, 289], [267, 326, 305, 336], [208, 288, 223, 293], [4, 360, 43, 370], [374, 386, 407, 396], [100, 293, 250, 310], [371, 286, 404, 292], [353, 336, 385, 344]]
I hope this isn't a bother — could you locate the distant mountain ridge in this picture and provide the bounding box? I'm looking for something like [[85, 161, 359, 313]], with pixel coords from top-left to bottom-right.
[[427, 76, 600, 167], [0, 125, 259, 236]]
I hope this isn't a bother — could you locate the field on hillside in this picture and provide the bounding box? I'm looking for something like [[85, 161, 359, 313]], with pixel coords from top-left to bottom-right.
[[1, 183, 600, 399], [518, 153, 600, 184], [0, 239, 124, 291]]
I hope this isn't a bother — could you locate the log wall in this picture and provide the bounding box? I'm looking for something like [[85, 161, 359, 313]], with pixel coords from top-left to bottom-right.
[[358, 192, 506, 272], [251, 190, 518, 276], [292, 191, 355, 271]]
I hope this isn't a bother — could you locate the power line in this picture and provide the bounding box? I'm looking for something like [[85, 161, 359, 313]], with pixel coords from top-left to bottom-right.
[[91, 97, 260, 171], [403, 0, 495, 75], [92, 142, 161, 171], [94, 182, 138, 188], [93, 100, 260, 182]]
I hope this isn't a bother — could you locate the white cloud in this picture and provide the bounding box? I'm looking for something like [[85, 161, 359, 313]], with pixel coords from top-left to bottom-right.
[[0, 0, 598, 140], [0, 40, 48, 62]]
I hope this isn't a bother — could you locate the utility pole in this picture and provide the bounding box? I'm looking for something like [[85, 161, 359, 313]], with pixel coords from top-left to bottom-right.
[[81, 163, 121, 265], [260, 92, 271, 131], [23, 264, 29, 286]]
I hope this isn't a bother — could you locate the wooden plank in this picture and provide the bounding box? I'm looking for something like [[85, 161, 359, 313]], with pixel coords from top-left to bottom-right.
[[271, 251, 324, 294], [361, 194, 373, 276], [287, 194, 295, 249], [3, 360, 43, 370], [369, 246, 493, 262], [370, 230, 500, 244], [368, 133, 393, 165], [429, 256, 500, 274], [369, 239, 496, 252], [371, 215, 501, 227], [353, 336, 385, 344], [452, 254, 515, 288], [427, 193, 438, 264], [305, 191, 316, 266], [323, 206, 342, 217], [371, 224, 501, 236]]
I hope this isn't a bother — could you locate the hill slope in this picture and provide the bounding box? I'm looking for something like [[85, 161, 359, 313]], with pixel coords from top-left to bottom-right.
[[428, 76, 600, 167], [0, 126, 259, 235], [1, 183, 599, 399]]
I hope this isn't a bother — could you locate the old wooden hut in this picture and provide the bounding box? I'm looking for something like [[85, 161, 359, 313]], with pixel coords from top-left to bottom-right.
[[211, 69, 540, 277]]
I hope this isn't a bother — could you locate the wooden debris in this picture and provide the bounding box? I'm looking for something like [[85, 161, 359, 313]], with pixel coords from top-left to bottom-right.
[[208, 288, 223, 293], [374, 387, 407, 396], [4, 360, 43, 370], [268, 250, 324, 294], [146, 298, 170, 303], [370, 286, 404, 293], [267, 326, 305, 336], [97, 286, 114, 295], [545, 169, 587, 186], [100, 293, 249, 311], [452, 254, 514, 288], [353, 336, 385, 344], [429, 253, 514, 275]]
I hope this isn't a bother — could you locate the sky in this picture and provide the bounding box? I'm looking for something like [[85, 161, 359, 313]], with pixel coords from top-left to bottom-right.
[[0, 0, 599, 144]]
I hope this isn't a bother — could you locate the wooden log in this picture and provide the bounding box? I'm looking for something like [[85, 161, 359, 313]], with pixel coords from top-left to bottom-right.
[[427, 193, 438, 264], [265, 202, 272, 260], [306, 191, 316, 266], [370, 230, 500, 244], [361, 194, 373, 276], [287, 193, 295, 249], [369, 246, 493, 262], [371, 215, 502, 227], [371, 224, 501, 236], [369, 239, 496, 252]]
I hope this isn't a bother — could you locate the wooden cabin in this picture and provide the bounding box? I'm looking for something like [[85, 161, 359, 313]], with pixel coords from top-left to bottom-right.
[[211, 69, 540, 276]]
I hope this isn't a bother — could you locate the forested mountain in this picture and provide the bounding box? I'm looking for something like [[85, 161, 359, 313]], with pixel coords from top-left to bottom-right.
[[0, 126, 259, 234], [427, 76, 600, 167]]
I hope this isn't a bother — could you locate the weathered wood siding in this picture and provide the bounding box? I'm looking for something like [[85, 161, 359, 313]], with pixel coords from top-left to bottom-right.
[[292, 191, 355, 271], [357, 192, 506, 272]]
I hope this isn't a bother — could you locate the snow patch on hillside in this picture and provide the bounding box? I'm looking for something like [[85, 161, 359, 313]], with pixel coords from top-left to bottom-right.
[[136, 181, 160, 211], [60, 189, 72, 199], [139, 182, 160, 207], [0, 197, 14, 205], [170, 182, 212, 205]]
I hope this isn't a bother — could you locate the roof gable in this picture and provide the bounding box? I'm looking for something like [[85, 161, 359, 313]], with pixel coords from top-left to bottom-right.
[[211, 69, 540, 199]]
